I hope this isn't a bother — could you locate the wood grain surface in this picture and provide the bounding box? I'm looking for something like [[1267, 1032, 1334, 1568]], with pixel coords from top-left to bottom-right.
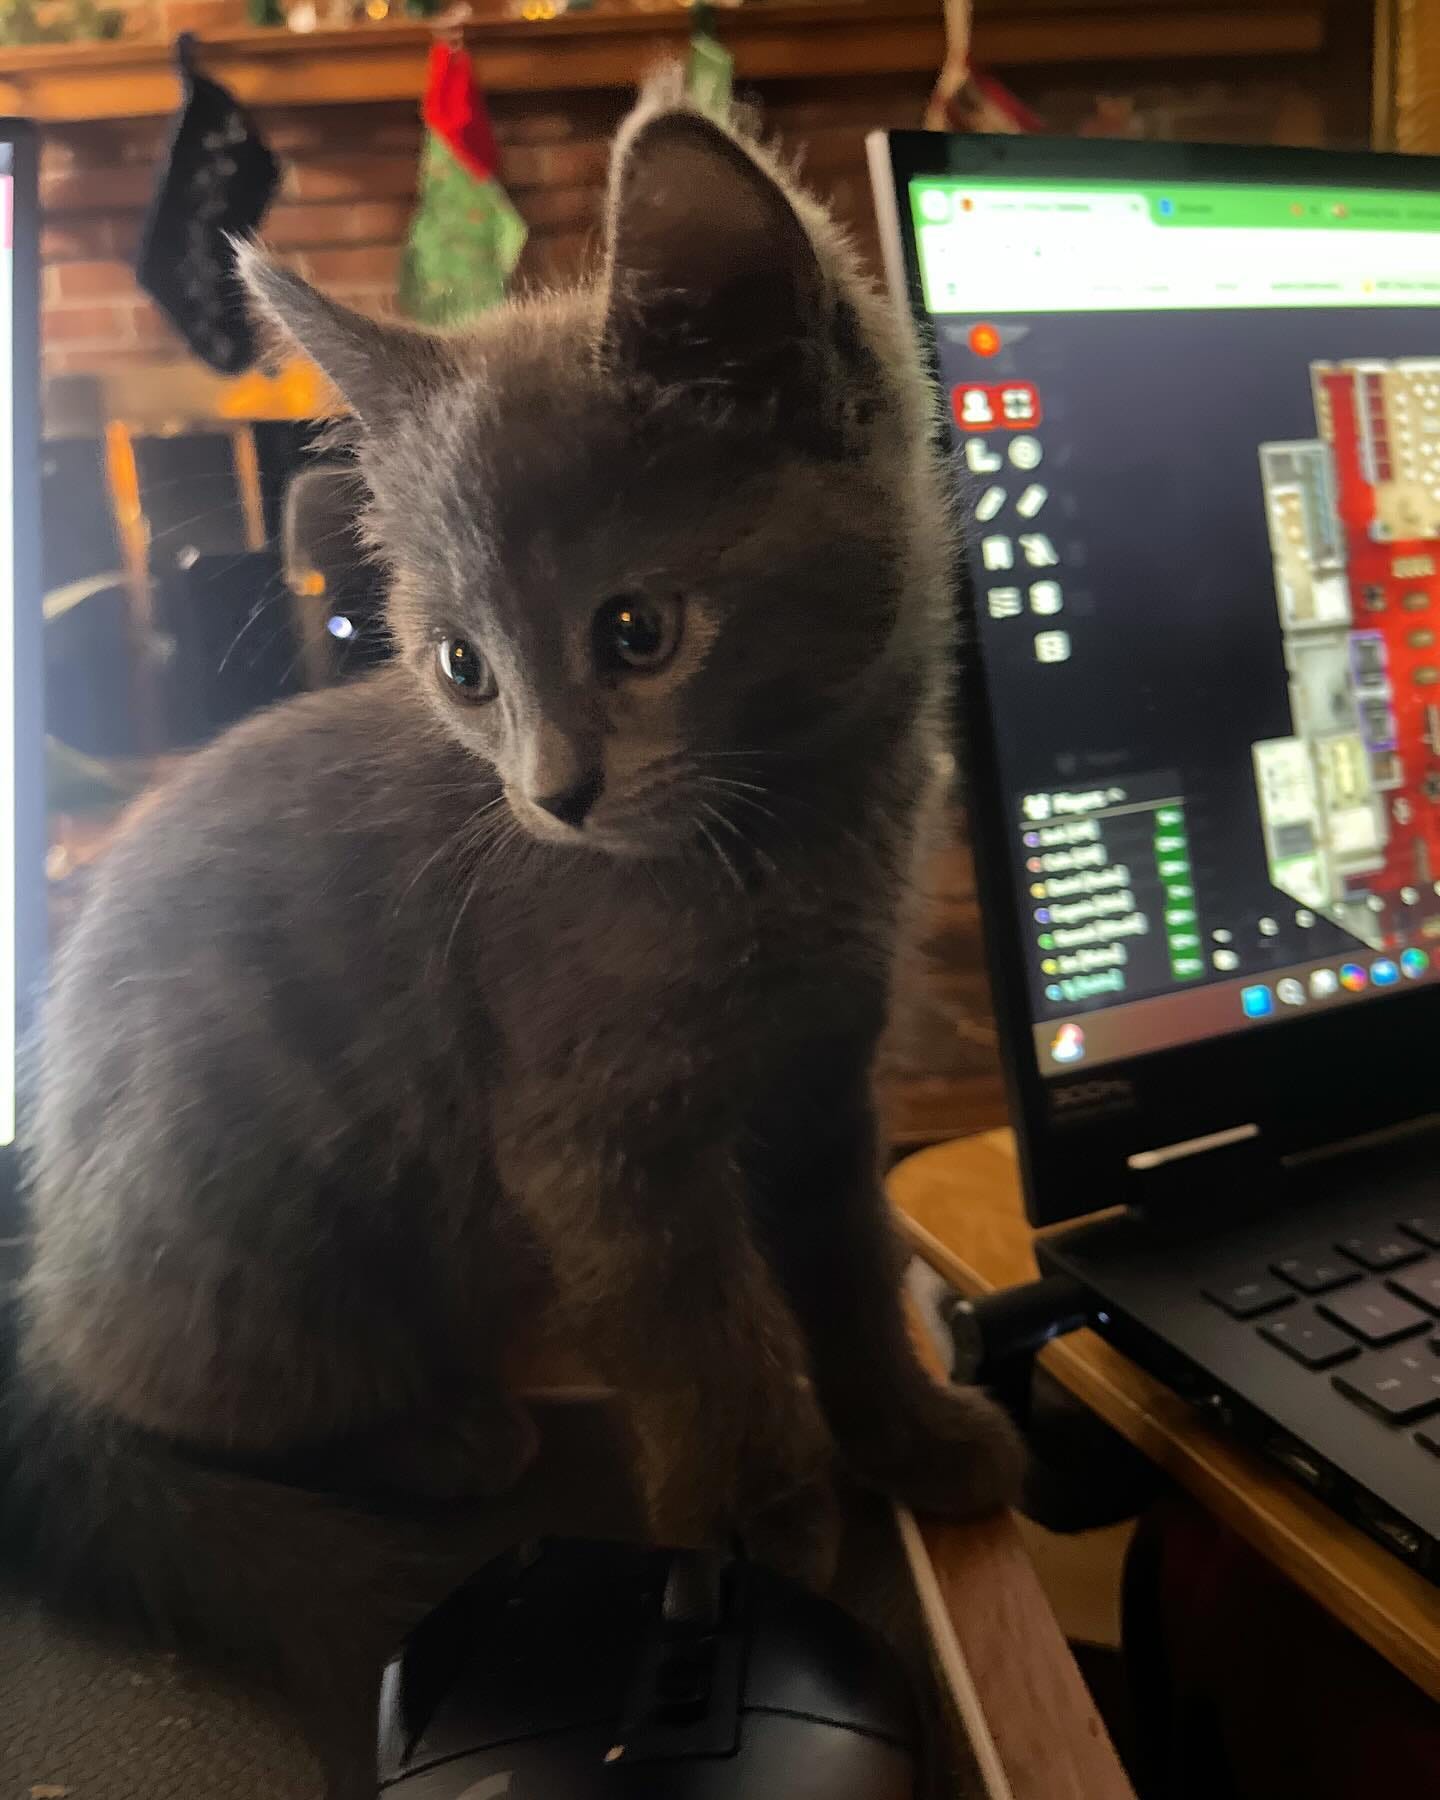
[[1381, 0, 1440, 152], [889, 1129, 1440, 1703], [902, 1507, 1135, 1800], [0, 3, 1328, 123], [901, 1274, 1134, 1799]]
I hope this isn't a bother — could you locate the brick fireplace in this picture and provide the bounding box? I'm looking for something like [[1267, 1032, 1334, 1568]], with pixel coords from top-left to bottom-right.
[[0, 0, 1372, 387], [37, 79, 934, 379]]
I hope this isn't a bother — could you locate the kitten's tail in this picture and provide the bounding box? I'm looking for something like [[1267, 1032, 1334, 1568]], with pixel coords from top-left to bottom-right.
[[2, 1377, 410, 1674], [0, 1354, 641, 1726]]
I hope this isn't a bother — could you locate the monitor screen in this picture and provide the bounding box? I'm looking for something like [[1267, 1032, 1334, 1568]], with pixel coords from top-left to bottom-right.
[[911, 172, 1440, 1078], [0, 140, 16, 1149]]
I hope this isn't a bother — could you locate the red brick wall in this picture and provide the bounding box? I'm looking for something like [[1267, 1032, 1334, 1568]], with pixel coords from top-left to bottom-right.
[[38, 54, 1367, 380], [39, 76, 939, 377]]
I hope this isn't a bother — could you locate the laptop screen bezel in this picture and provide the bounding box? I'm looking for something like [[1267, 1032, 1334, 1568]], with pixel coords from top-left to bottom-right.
[[875, 130, 1440, 1227], [1, 120, 44, 1232]]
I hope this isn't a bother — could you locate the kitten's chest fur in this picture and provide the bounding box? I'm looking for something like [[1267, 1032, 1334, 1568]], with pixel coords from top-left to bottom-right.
[[470, 827, 892, 1158], [41, 676, 914, 1278]]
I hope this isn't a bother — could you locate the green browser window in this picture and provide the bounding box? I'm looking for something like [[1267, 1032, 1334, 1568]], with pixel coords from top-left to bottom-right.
[[910, 178, 1440, 314]]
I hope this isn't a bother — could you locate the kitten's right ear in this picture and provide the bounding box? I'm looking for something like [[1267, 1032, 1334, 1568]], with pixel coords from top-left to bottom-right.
[[236, 244, 451, 432], [599, 100, 827, 413]]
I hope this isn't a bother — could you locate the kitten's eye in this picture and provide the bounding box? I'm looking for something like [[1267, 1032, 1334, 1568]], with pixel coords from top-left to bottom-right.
[[437, 637, 496, 701], [593, 595, 682, 675]]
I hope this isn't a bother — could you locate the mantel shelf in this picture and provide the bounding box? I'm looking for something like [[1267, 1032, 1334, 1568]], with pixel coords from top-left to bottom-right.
[[0, 3, 1327, 124]]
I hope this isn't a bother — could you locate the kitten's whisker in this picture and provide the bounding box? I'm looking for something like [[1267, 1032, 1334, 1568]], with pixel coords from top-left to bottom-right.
[[693, 778, 780, 833], [695, 812, 746, 899], [635, 853, 671, 913], [694, 775, 770, 797], [441, 814, 523, 966], [701, 798, 779, 884], [422, 778, 509, 802], [215, 598, 278, 674], [428, 816, 518, 947], [696, 776, 775, 810], [717, 798, 779, 834], [395, 794, 509, 914], [462, 816, 519, 883], [441, 871, 484, 967], [724, 774, 837, 838], [689, 748, 792, 763]]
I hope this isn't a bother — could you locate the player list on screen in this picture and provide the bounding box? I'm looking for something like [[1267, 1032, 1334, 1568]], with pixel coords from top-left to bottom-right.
[[1018, 774, 1202, 1010]]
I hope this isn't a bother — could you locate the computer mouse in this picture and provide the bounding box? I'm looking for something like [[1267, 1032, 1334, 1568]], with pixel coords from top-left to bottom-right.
[[377, 1541, 919, 1797]]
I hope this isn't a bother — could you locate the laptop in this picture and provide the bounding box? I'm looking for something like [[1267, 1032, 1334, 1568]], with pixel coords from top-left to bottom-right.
[[0, 120, 46, 1241], [870, 132, 1440, 1581]]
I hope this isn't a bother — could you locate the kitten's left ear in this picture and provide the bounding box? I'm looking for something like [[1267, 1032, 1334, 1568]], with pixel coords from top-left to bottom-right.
[[600, 105, 828, 413], [236, 244, 453, 432]]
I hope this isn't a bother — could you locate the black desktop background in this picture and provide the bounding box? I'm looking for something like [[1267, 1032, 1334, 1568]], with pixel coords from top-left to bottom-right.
[[938, 306, 1440, 1015]]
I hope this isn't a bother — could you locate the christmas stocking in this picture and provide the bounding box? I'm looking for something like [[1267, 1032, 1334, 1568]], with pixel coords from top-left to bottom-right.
[[136, 34, 281, 374], [687, 4, 734, 116], [925, 0, 1042, 133], [398, 43, 527, 329]]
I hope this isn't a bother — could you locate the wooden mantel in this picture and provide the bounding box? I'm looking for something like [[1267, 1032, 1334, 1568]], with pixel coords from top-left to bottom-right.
[[0, 1, 1327, 125]]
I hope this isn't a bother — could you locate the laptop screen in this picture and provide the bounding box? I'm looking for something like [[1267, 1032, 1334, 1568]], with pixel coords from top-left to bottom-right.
[[912, 171, 1440, 1078]]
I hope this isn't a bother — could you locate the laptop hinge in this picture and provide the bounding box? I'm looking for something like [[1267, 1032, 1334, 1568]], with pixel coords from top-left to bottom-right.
[[1124, 1122, 1274, 1224]]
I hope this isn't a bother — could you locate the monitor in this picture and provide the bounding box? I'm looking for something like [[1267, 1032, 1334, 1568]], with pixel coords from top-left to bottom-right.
[[871, 134, 1440, 1221], [0, 122, 43, 1207]]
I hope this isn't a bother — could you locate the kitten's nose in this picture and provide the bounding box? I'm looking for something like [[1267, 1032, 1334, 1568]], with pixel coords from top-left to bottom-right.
[[532, 770, 603, 829]]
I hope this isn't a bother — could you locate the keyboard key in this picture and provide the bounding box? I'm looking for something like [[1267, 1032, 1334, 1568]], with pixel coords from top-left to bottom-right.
[[1418, 1423, 1440, 1457], [1319, 1283, 1432, 1346], [1389, 1256, 1440, 1314], [1271, 1250, 1360, 1295], [1333, 1344, 1440, 1423], [1335, 1232, 1425, 1272], [1203, 1274, 1294, 1319], [1400, 1210, 1440, 1249], [1258, 1311, 1359, 1369]]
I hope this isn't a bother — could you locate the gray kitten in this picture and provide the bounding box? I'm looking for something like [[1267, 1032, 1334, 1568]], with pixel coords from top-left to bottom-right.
[[7, 83, 1020, 1662]]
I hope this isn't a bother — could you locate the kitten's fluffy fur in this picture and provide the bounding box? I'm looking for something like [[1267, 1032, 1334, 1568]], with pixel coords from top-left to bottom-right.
[[6, 80, 1019, 1683]]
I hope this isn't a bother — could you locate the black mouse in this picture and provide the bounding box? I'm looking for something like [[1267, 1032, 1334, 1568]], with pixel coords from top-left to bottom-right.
[[377, 1542, 919, 1797]]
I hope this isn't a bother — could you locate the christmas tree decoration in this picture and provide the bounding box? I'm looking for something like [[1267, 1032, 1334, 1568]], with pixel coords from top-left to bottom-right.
[[686, 2, 733, 117], [397, 42, 527, 330], [135, 36, 282, 374]]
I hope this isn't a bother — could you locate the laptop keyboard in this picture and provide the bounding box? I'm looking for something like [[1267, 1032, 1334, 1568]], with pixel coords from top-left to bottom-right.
[[1333, 1346, 1440, 1423], [1270, 1251, 1357, 1295], [1202, 1273, 1292, 1317], [1393, 1260, 1440, 1310], [1316, 1282, 1431, 1346], [1203, 1216, 1440, 1457], [1398, 1209, 1440, 1248], [1257, 1311, 1356, 1369], [1333, 1231, 1425, 1271]]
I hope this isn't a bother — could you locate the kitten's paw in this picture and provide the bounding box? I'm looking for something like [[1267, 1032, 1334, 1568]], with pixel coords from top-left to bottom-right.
[[845, 1383, 1024, 1520], [741, 1477, 843, 1592]]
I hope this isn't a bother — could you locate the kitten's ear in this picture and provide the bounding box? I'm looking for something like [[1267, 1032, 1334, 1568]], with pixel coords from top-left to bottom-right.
[[600, 105, 827, 409], [236, 244, 451, 431]]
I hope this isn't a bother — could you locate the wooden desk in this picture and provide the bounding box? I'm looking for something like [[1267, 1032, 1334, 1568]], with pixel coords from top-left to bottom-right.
[[902, 1505, 1134, 1800], [898, 1302, 1133, 1799], [888, 1129, 1440, 1704]]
